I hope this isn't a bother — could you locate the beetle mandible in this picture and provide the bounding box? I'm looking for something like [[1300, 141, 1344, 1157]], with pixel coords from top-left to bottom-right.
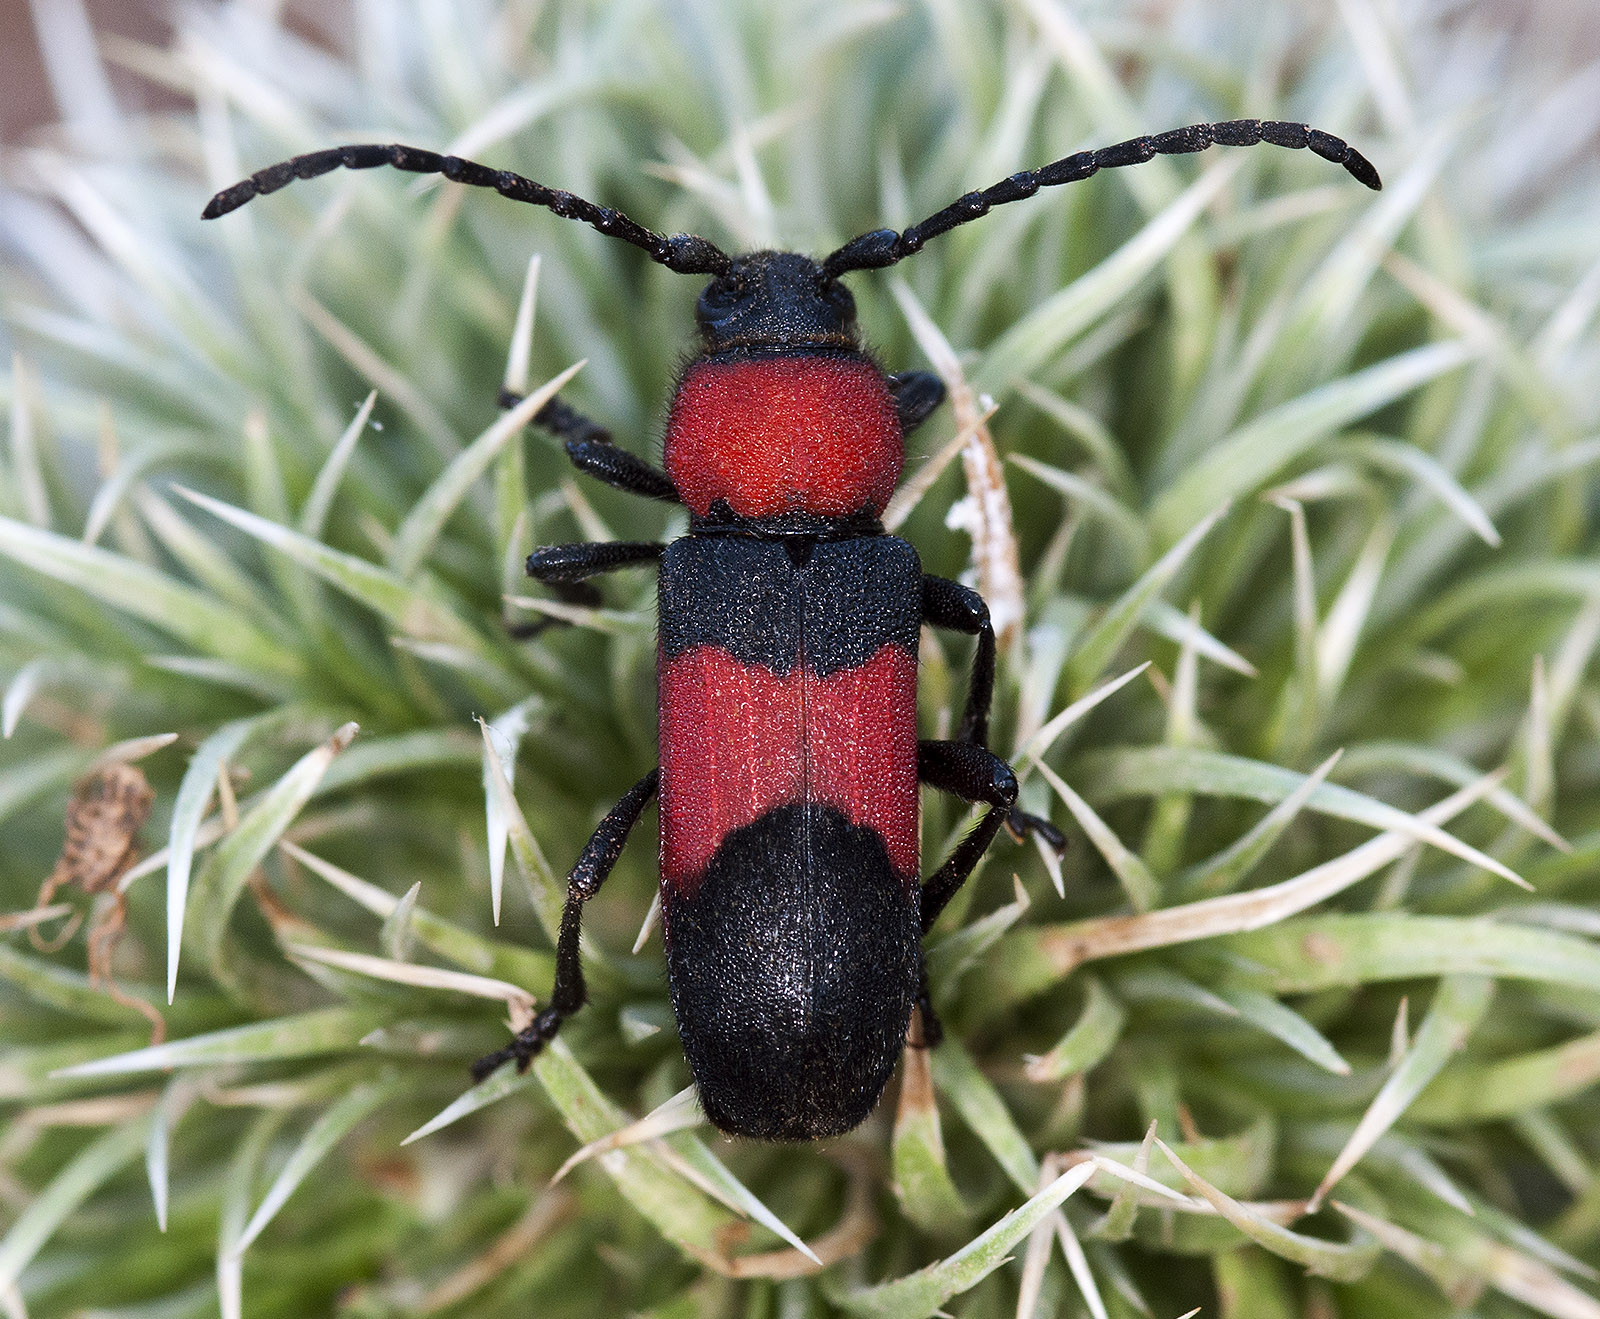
[[205, 119, 1380, 1140]]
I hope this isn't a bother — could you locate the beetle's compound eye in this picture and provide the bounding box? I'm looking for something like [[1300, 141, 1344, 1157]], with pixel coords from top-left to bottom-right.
[[818, 275, 856, 320], [698, 277, 746, 314]]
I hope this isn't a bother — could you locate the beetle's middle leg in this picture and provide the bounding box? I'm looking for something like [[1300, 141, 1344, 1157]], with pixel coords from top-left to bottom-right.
[[509, 540, 665, 638], [921, 574, 996, 746], [921, 576, 1064, 849], [470, 768, 659, 1080]]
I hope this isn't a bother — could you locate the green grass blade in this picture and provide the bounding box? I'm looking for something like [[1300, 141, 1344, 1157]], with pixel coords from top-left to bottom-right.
[[1176, 750, 1344, 900], [1080, 746, 1526, 887], [174, 487, 499, 661], [1411, 1029, 1600, 1124], [0, 941, 160, 1028], [1066, 503, 1230, 695], [186, 722, 358, 986], [1024, 976, 1126, 1082], [1150, 342, 1475, 546], [1034, 760, 1161, 911], [1218, 986, 1352, 1076], [51, 1006, 379, 1078], [233, 1075, 400, 1253], [974, 164, 1240, 399], [480, 700, 543, 926], [827, 1161, 1096, 1318], [0, 514, 302, 678], [932, 1039, 1038, 1193], [1156, 1139, 1379, 1281], [1216, 915, 1600, 996], [403, 1064, 543, 1146], [166, 711, 293, 1003], [1310, 974, 1495, 1206], [0, 1113, 152, 1292], [892, 1045, 970, 1235], [388, 360, 584, 578], [298, 391, 377, 540]]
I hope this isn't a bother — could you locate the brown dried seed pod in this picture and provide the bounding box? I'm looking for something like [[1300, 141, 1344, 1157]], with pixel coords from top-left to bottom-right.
[[53, 761, 156, 896], [32, 761, 164, 1042]]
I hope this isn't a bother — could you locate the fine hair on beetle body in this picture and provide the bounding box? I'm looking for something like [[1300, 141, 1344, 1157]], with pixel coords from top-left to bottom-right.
[[205, 119, 1380, 1141]]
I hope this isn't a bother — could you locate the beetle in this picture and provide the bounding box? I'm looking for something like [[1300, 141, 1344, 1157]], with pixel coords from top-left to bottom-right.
[[205, 118, 1379, 1139]]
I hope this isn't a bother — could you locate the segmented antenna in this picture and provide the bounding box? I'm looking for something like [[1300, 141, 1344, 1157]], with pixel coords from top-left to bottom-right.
[[824, 119, 1382, 277], [202, 142, 733, 276]]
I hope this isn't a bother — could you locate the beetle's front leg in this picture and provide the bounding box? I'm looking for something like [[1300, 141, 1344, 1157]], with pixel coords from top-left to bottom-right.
[[500, 387, 680, 503], [471, 769, 659, 1080], [888, 370, 946, 435]]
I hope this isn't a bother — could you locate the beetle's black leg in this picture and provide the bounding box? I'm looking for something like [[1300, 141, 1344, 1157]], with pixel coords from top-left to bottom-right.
[[470, 769, 659, 1081], [501, 387, 680, 503], [1005, 809, 1066, 850], [920, 808, 1010, 933], [917, 740, 1017, 931], [912, 962, 944, 1048], [922, 578, 1067, 851], [922, 575, 996, 750], [562, 439, 680, 503], [502, 389, 611, 447], [888, 371, 946, 435], [919, 739, 1018, 809], [527, 540, 665, 584], [508, 541, 666, 638]]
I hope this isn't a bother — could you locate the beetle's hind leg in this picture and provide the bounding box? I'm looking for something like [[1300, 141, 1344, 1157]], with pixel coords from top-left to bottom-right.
[[911, 962, 944, 1049], [911, 742, 1013, 1050], [471, 769, 659, 1080], [916, 740, 1019, 932]]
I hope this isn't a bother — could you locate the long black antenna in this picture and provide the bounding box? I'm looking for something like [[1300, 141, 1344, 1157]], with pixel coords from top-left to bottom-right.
[[202, 143, 733, 276], [823, 119, 1381, 277]]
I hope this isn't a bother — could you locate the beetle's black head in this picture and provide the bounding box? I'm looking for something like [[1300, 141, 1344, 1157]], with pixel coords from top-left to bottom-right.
[[695, 250, 859, 353]]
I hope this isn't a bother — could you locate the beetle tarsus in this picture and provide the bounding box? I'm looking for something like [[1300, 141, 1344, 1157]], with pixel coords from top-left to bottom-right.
[[470, 1005, 564, 1081], [1006, 809, 1067, 852]]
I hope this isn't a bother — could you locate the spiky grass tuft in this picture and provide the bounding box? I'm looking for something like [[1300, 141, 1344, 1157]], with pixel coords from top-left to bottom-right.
[[4, 1, 1600, 1316]]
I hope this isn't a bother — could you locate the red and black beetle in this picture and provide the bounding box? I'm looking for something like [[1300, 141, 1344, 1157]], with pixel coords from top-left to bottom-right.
[[205, 120, 1380, 1140]]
